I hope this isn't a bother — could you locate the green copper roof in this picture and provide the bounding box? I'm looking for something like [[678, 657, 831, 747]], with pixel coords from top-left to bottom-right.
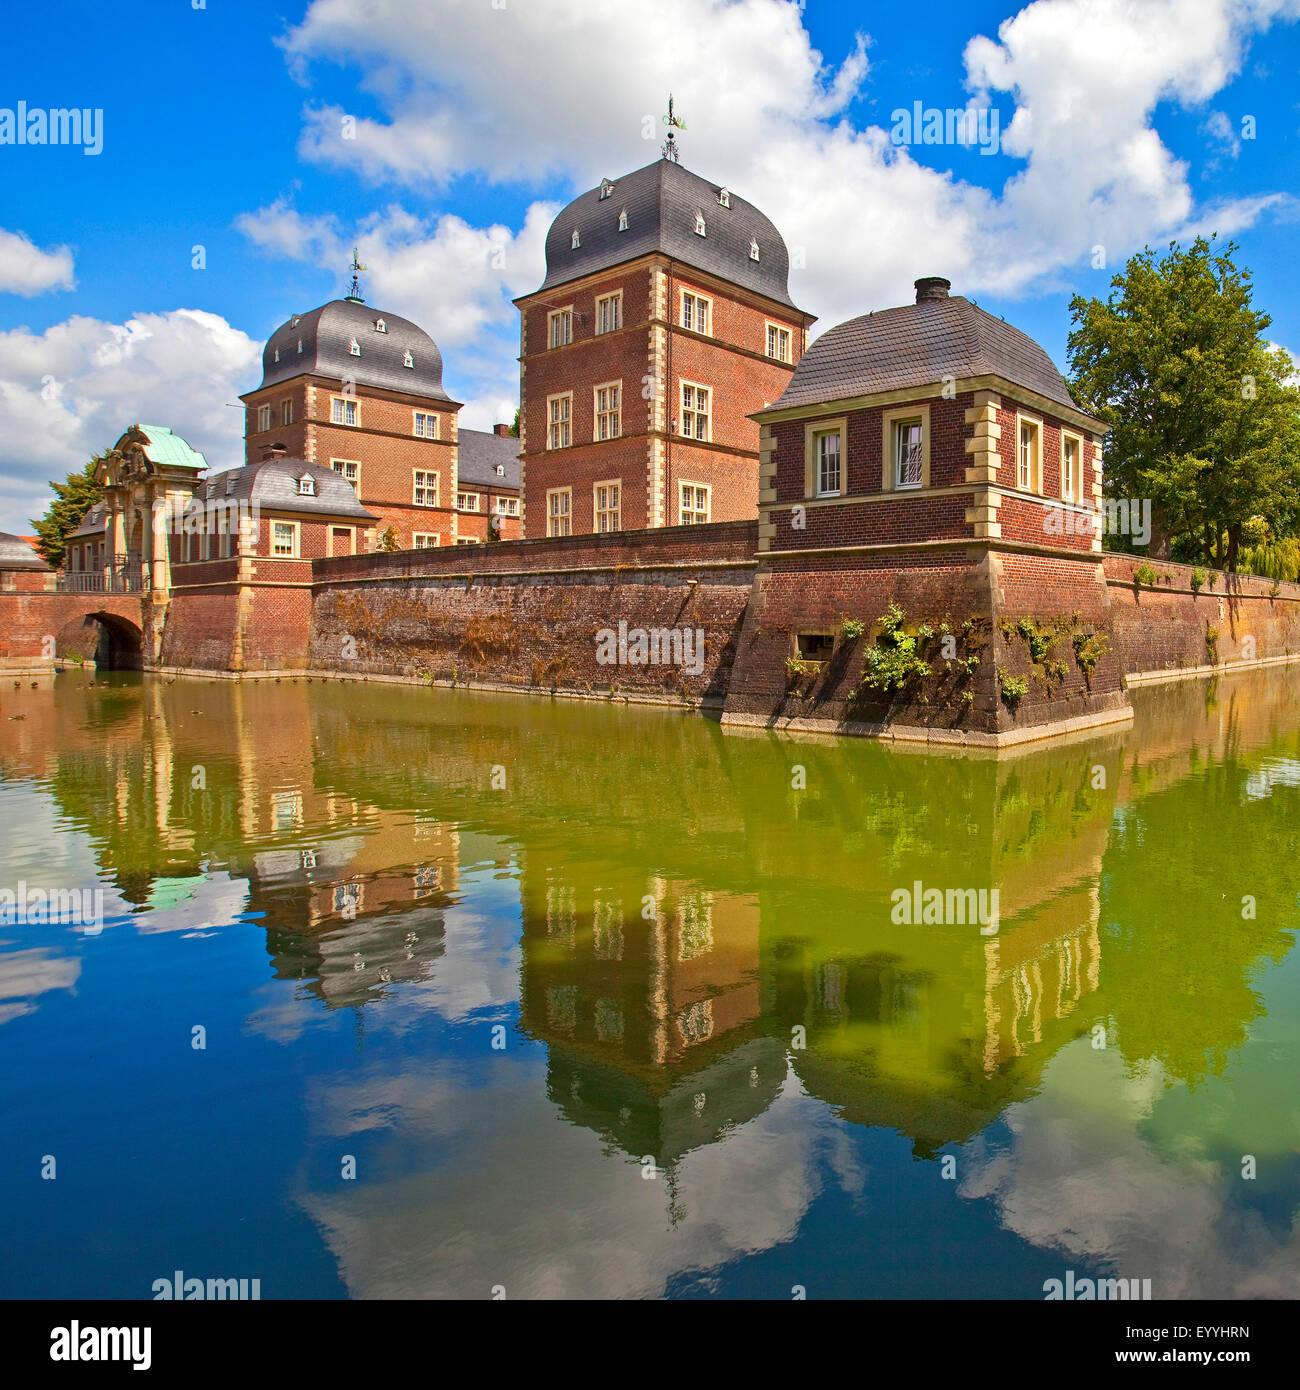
[[116, 424, 209, 474]]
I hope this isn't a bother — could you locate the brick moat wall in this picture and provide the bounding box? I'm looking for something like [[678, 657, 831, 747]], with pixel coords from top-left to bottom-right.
[[1103, 553, 1300, 677], [307, 521, 758, 703]]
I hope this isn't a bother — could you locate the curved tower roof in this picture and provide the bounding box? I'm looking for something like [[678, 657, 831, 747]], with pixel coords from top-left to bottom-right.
[[255, 299, 454, 402], [535, 160, 800, 310]]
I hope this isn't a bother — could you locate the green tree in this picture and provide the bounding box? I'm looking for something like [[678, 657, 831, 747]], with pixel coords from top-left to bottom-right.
[[379, 524, 400, 551], [30, 457, 105, 568], [509, 408, 520, 438], [1067, 238, 1300, 568]]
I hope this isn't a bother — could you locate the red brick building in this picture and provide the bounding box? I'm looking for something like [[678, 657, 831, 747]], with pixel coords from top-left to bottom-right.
[[239, 297, 519, 549], [516, 158, 814, 538]]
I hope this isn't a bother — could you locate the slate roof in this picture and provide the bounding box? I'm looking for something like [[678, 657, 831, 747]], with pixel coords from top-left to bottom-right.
[[535, 160, 802, 311], [200, 459, 377, 520], [254, 298, 455, 403], [68, 502, 108, 541], [457, 428, 520, 490], [769, 295, 1081, 413], [0, 532, 48, 568]]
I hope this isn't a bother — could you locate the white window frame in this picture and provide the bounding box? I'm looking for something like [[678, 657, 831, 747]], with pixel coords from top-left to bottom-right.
[[679, 482, 711, 525], [595, 291, 622, 335], [493, 496, 519, 516], [330, 458, 360, 489], [256, 403, 272, 432], [680, 290, 712, 336], [413, 469, 439, 507], [814, 427, 843, 498], [593, 479, 621, 533], [765, 322, 791, 363], [457, 491, 480, 512], [413, 410, 439, 439], [271, 520, 300, 558], [1061, 428, 1085, 504], [594, 380, 622, 441], [330, 396, 360, 427], [1016, 412, 1043, 494], [455, 537, 479, 546], [548, 307, 574, 348], [281, 398, 293, 426], [297, 473, 315, 496], [680, 380, 711, 442], [547, 392, 573, 450], [547, 487, 572, 537], [880, 405, 930, 492], [413, 532, 439, 548]]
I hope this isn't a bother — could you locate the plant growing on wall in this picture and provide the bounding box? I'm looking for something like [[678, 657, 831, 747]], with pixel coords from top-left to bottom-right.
[[1072, 630, 1109, 683], [998, 669, 1029, 711], [1206, 624, 1220, 664], [838, 617, 866, 641], [785, 654, 812, 681], [1191, 567, 1207, 593], [860, 601, 931, 696], [1133, 561, 1158, 587]]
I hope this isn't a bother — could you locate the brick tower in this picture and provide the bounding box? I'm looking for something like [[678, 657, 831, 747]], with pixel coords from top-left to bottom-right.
[[516, 155, 814, 538]]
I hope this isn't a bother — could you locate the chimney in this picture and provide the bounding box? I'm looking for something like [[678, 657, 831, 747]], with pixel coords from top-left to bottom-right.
[[915, 276, 951, 303], [493, 423, 511, 437], [261, 442, 288, 460]]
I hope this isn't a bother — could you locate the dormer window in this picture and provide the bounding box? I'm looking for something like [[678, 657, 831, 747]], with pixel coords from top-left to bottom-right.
[[571, 229, 581, 249], [495, 463, 505, 476], [599, 178, 614, 200], [750, 239, 760, 262], [291, 316, 300, 328], [718, 187, 730, 208], [273, 347, 280, 362], [694, 211, 706, 237], [349, 338, 361, 356], [297, 338, 303, 353], [403, 349, 414, 368], [618, 208, 628, 232], [298, 474, 316, 496], [225, 473, 237, 496], [375, 318, 386, 333]]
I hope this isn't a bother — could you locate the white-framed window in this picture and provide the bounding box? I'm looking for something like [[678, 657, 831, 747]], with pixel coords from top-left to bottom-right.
[[494, 496, 519, 516], [1061, 429, 1085, 504], [718, 187, 730, 208], [594, 480, 621, 532], [349, 337, 361, 356], [595, 292, 622, 335], [750, 238, 760, 262], [548, 307, 573, 348], [413, 532, 439, 548], [681, 381, 710, 441], [330, 458, 359, 488], [618, 208, 628, 232], [894, 417, 924, 489], [297, 337, 303, 353], [548, 392, 572, 449], [595, 381, 621, 440], [681, 290, 711, 335], [1017, 414, 1042, 493], [297, 473, 315, 496], [281, 398, 293, 426], [694, 210, 707, 236], [571, 228, 581, 249], [375, 318, 386, 333], [331, 396, 359, 427], [413, 469, 438, 506], [257, 404, 272, 432], [413, 411, 439, 439], [457, 492, 479, 512], [547, 487, 572, 537], [814, 429, 842, 497], [455, 537, 478, 546], [766, 323, 791, 362], [271, 521, 299, 557], [403, 349, 414, 368], [599, 178, 614, 200], [680, 483, 710, 525]]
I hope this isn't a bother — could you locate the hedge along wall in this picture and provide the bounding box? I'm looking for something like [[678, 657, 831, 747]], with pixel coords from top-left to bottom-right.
[[1102, 553, 1300, 682], [306, 521, 758, 705]]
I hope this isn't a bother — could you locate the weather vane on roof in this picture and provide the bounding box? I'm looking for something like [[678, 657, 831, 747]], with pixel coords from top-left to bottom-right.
[[661, 94, 686, 163], [347, 247, 367, 302]]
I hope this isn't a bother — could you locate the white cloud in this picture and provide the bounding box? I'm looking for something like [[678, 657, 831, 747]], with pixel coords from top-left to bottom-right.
[[277, 0, 1300, 322], [0, 227, 75, 296], [0, 309, 259, 531]]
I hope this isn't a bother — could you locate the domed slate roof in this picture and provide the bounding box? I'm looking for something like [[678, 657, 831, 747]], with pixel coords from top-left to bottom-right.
[[0, 533, 48, 568], [770, 291, 1082, 414], [202, 459, 376, 521], [256, 299, 454, 403], [536, 160, 801, 310]]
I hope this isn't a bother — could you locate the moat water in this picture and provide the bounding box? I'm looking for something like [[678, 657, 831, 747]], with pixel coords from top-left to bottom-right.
[[1, 668, 1298, 1299]]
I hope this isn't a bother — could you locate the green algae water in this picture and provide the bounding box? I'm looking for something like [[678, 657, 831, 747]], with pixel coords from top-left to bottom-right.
[[1, 667, 1298, 1299]]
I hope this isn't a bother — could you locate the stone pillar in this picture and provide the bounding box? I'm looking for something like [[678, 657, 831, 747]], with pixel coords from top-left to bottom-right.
[[151, 490, 171, 594]]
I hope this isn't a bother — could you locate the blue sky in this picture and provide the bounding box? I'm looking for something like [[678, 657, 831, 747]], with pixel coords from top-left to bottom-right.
[[1, 0, 1298, 531]]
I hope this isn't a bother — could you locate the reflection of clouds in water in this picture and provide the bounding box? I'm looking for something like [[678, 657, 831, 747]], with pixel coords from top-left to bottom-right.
[[296, 1061, 827, 1298], [0, 947, 81, 1024], [392, 901, 520, 1025], [131, 871, 249, 936], [959, 1039, 1300, 1299], [243, 980, 331, 1045]]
